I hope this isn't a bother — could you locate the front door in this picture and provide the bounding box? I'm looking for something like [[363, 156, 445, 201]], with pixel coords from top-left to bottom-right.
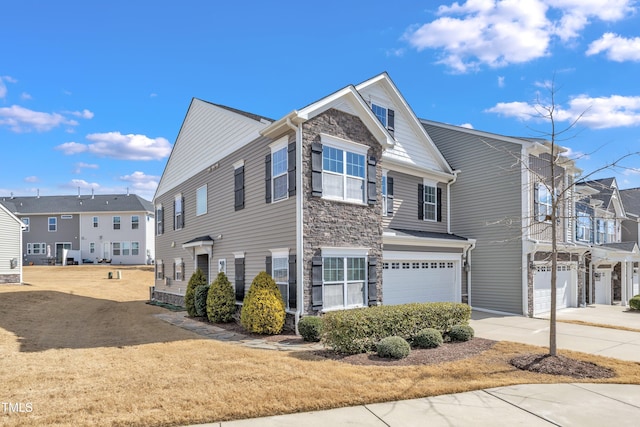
[[197, 253, 210, 284], [595, 270, 610, 304], [103, 242, 111, 261], [55, 242, 71, 264]]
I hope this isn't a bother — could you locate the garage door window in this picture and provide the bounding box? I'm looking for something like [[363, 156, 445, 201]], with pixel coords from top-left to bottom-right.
[[323, 256, 366, 309]]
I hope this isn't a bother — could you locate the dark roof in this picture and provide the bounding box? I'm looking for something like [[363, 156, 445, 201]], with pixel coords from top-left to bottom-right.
[[578, 178, 617, 208], [620, 188, 640, 216], [0, 194, 153, 215], [388, 228, 469, 241], [197, 99, 274, 123], [183, 235, 214, 245], [600, 242, 638, 252]]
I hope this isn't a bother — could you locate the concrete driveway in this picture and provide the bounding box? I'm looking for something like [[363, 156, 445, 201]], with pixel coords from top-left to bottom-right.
[[470, 305, 640, 362]]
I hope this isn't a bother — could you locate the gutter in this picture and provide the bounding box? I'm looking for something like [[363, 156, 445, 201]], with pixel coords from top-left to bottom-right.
[[463, 240, 476, 307]]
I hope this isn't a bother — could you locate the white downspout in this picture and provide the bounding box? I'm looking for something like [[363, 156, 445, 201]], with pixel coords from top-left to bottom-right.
[[464, 240, 476, 307], [446, 170, 460, 234]]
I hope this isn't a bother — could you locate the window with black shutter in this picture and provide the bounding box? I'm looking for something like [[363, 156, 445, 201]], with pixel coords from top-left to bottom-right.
[[234, 166, 244, 211], [235, 257, 245, 302]]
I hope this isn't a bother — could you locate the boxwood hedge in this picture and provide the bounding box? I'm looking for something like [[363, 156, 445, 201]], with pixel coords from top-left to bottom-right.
[[321, 302, 471, 354]]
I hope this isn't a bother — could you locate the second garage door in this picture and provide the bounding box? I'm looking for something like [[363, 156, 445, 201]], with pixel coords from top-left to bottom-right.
[[383, 260, 457, 305], [533, 263, 575, 316]]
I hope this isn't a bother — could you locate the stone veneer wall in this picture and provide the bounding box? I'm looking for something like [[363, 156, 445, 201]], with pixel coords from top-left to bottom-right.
[[0, 274, 20, 284], [301, 108, 383, 314], [151, 288, 185, 307]]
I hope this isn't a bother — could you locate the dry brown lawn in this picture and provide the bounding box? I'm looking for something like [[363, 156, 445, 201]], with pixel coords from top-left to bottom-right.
[[1, 266, 639, 427]]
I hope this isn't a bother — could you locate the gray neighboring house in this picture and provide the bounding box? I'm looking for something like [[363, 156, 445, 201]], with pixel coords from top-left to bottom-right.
[[619, 187, 640, 296], [152, 72, 475, 327], [0, 194, 155, 266], [0, 202, 25, 283], [422, 120, 586, 317]]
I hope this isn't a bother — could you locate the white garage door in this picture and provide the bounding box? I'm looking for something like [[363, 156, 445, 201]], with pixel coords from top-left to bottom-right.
[[533, 263, 574, 316], [383, 260, 457, 305]]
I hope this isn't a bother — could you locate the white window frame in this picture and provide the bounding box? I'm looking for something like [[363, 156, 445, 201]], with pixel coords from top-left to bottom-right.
[[93, 216, 99, 228], [22, 217, 29, 232], [320, 134, 368, 205], [196, 185, 207, 216], [270, 137, 288, 203], [270, 249, 289, 309], [606, 220, 616, 243], [218, 259, 227, 274], [371, 103, 387, 127], [122, 241, 130, 256], [576, 211, 591, 243], [90, 242, 95, 254], [156, 260, 164, 280], [174, 194, 183, 230], [113, 216, 121, 230], [112, 242, 121, 256], [537, 183, 553, 222], [423, 179, 437, 222], [321, 247, 368, 311], [27, 242, 45, 255], [175, 258, 184, 281], [132, 241, 140, 256], [156, 204, 163, 235], [381, 171, 388, 216], [596, 218, 606, 244], [48, 217, 57, 232], [131, 215, 139, 230]]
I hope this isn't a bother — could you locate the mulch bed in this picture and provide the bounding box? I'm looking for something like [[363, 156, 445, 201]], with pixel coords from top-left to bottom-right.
[[510, 353, 616, 379]]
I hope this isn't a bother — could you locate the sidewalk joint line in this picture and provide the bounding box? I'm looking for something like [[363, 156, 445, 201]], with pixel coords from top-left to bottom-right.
[[481, 389, 560, 426]]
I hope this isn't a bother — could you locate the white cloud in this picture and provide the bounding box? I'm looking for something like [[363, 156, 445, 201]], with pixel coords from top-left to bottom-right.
[[69, 109, 95, 119], [498, 76, 505, 87], [63, 179, 101, 191], [20, 92, 32, 100], [0, 105, 76, 132], [485, 94, 640, 129], [120, 171, 160, 199], [404, 0, 636, 72], [56, 132, 171, 161], [24, 176, 39, 183], [459, 123, 474, 129], [73, 162, 99, 174], [586, 33, 640, 62]]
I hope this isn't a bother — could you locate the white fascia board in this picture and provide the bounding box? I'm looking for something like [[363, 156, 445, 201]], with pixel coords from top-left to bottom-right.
[[382, 155, 455, 182], [383, 232, 476, 250], [0, 203, 25, 228]]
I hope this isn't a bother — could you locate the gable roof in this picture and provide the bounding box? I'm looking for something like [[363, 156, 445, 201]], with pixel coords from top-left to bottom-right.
[[0, 194, 153, 215], [578, 178, 625, 218], [0, 202, 25, 228], [620, 187, 640, 217]]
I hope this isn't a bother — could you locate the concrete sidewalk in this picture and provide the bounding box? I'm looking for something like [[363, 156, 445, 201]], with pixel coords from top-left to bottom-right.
[[190, 383, 640, 426], [470, 309, 640, 362]]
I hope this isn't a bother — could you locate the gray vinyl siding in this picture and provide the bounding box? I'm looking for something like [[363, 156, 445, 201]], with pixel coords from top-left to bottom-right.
[[0, 209, 21, 279], [383, 170, 448, 233], [154, 132, 296, 295], [21, 214, 80, 265], [424, 123, 525, 314]]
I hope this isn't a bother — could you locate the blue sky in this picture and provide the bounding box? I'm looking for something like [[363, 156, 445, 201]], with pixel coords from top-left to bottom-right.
[[2, 0, 639, 202]]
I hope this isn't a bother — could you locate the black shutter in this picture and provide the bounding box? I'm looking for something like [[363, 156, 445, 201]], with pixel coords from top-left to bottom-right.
[[311, 142, 323, 197], [288, 141, 296, 197], [172, 199, 176, 230], [418, 184, 424, 220], [158, 208, 164, 234], [387, 109, 395, 135], [235, 257, 245, 302], [437, 187, 442, 223], [534, 184, 539, 220], [368, 257, 377, 306], [311, 256, 323, 310], [180, 196, 185, 228], [387, 176, 394, 216], [172, 262, 176, 281], [288, 254, 297, 310], [265, 256, 272, 276], [234, 166, 245, 211], [265, 154, 272, 203], [367, 156, 377, 205]]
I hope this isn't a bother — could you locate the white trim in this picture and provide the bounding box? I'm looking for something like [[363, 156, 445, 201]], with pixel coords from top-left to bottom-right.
[[383, 232, 475, 250], [233, 159, 245, 170], [269, 248, 290, 258], [232, 251, 245, 259], [320, 133, 369, 155], [321, 247, 369, 257], [196, 184, 207, 216], [269, 135, 289, 151], [383, 250, 462, 261]]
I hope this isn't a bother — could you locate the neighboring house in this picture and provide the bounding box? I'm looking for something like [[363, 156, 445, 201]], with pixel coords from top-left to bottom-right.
[[0, 202, 25, 284], [0, 194, 155, 266], [620, 187, 640, 296], [152, 72, 475, 326], [422, 120, 587, 317]]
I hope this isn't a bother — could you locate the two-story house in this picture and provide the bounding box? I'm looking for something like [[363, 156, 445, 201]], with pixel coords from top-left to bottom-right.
[[0, 202, 25, 283], [620, 187, 640, 296], [0, 193, 155, 266], [577, 179, 640, 306], [151, 73, 475, 327], [422, 120, 588, 317]]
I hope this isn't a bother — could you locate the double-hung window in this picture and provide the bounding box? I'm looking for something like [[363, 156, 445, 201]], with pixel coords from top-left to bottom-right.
[[423, 184, 437, 221], [132, 242, 140, 256], [174, 195, 183, 230], [381, 173, 388, 216], [272, 256, 289, 308], [323, 253, 366, 310], [93, 216, 98, 228], [576, 212, 591, 242], [272, 144, 288, 202], [113, 216, 121, 230], [27, 242, 46, 255], [90, 242, 95, 254], [131, 215, 139, 230], [48, 217, 57, 232], [196, 185, 207, 216], [156, 205, 163, 235], [156, 260, 164, 280], [113, 242, 121, 256], [22, 217, 29, 232], [537, 183, 553, 222], [606, 220, 616, 243], [596, 219, 606, 244], [122, 242, 130, 256], [322, 142, 366, 203]]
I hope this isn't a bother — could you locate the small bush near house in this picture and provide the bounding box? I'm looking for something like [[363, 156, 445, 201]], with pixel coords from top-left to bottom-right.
[[412, 328, 443, 349], [376, 336, 411, 359], [185, 268, 207, 317], [298, 316, 323, 342], [240, 272, 285, 335], [206, 272, 236, 323], [322, 302, 471, 354], [448, 325, 475, 342], [630, 295, 640, 311], [194, 284, 210, 317]]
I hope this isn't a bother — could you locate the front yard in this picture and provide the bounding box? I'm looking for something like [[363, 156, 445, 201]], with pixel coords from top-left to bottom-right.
[[1, 266, 639, 427]]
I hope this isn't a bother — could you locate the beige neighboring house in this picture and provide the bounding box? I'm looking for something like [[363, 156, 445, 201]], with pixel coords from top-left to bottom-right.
[[0, 202, 25, 284]]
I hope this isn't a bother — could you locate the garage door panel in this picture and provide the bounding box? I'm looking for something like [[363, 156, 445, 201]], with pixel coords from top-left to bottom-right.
[[383, 260, 457, 305], [533, 264, 573, 316]]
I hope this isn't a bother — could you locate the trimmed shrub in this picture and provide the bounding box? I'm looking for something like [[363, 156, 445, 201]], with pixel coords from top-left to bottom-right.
[[194, 284, 209, 317], [185, 268, 207, 317], [448, 325, 475, 342], [240, 272, 285, 335], [298, 316, 323, 342], [206, 272, 236, 323], [322, 302, 471, 354], [412, 328, 443, 349], [376, 336, 411, 359], [630, 295, 640, 311]]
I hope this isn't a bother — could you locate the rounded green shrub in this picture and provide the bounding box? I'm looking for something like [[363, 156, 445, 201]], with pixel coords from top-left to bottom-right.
[[412, 328, 443, 349], [240, 272, 285, 335], [298, 316, 323, 342], [630, 295, 640, 311], [376, 336, 411, 359], [185, 268, 207, 317], [448, 325, 474, 342], [207, 272, 236, 323], [194, 284, 209, 317]]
